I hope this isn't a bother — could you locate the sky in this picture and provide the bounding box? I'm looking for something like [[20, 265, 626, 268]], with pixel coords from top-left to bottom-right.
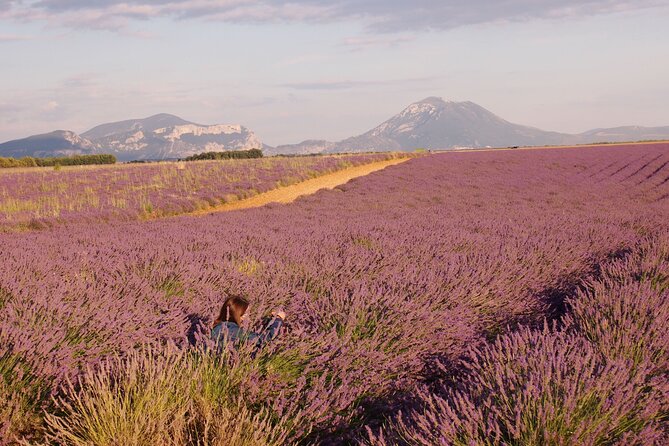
[[1, 0, 669, 146]]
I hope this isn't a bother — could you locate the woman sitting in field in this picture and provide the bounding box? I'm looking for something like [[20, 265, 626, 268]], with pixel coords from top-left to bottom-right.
[[211, 295, 285, 349]]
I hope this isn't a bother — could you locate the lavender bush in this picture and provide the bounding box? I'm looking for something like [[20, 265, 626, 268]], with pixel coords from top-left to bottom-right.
[[369, 201, 669, 444], [371, 327, 668, 445], [0, 142, 668, 444], [563, 235, 669, 370]]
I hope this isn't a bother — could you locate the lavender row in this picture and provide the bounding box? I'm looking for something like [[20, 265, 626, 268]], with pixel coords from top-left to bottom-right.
[[0, 153, 401, 230], [1, 143, 668, 443], [371, 231, 669, 445]]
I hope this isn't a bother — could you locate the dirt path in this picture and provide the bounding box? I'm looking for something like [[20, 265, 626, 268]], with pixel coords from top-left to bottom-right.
[[186, 157, 410, 216]]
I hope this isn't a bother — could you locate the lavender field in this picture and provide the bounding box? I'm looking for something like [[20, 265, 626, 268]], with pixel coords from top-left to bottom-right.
[[1, 143, 669, 445], [0, 153, 400, 230]]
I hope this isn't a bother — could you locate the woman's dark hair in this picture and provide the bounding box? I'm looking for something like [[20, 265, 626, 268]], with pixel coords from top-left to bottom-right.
[[213, 295, 249, 327]]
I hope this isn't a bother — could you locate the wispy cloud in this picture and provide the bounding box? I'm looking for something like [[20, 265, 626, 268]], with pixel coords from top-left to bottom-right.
[[282, 80, 367, 91], [341, 34, 415, 51], [40, 100, 59, 112], [274, 53, 328, 67], [0, 102, 23, 114], [0, 33, 32, 42], [0, 72, 286, 141], [1, 1, 666, 33], [282, 76, 443, 91]]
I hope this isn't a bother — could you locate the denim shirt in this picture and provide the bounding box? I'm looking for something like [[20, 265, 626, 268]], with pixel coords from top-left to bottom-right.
[[211, 318, 283, 348]]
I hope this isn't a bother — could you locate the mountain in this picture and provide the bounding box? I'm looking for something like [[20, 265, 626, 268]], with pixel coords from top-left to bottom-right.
[[266, 140, 336, 156], [3, 102, 669, 159], [336, 97, 570, 151], [275, 98, 669, 153], [575, 126, 669, 144], [0, 130, 96, 158], [276, 97, 568, 153], [81, 114, 263, 161], [0, 114, 264, 161], [81, 113, 191, 141]]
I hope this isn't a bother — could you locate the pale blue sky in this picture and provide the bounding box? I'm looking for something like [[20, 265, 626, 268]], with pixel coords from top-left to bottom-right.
[[1, 1, 668, 145]]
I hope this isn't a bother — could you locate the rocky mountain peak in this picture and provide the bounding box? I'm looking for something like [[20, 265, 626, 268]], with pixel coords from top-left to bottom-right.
[[78, 114, 262, 161]]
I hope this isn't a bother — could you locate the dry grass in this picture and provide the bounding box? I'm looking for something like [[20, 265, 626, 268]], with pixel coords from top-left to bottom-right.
[[186, 157, 409, 217], [40, 345, 294, 446], [0, 154, 408, 230]]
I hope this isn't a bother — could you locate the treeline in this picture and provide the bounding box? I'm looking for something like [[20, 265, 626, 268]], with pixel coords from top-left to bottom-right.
[[183, 148, 263, 161], [0, 154, 116, 168]]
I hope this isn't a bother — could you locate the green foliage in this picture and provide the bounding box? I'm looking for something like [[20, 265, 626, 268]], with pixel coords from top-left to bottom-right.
[[155, 274, 185, 299], [257, 350, 309, 383], [183, 149, 263, 162], [0, 154, 116, 169], [0, 156, 36, 168]]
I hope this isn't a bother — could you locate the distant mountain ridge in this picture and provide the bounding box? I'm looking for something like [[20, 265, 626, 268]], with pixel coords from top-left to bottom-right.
[[0, 130, 96, 158], [271, 97, 669, 154], [81, 113, 191, 140], [577, 126, 669, 143], [82, 113, 263, 161], [0, 114, 263, 161], [2, 100, 669, 160]]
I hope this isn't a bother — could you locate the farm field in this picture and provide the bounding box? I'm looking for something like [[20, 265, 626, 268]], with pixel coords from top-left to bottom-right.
[[1, 143, 669, 445], [0, 153, 403, 231]]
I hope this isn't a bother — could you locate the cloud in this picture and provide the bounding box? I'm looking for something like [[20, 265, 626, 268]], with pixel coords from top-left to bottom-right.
[[61, 73, 100, 89], [282, 76, 443, 91], [274, 53, 327, 67], [1, 1, 666, 32], [282, 80, 367, 91], [0, 102, 23, 114], [41, 100, 60, 112], [0, 33, 31, 42], [341, 34, 415, 50], [38, 100, 67, 121]]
